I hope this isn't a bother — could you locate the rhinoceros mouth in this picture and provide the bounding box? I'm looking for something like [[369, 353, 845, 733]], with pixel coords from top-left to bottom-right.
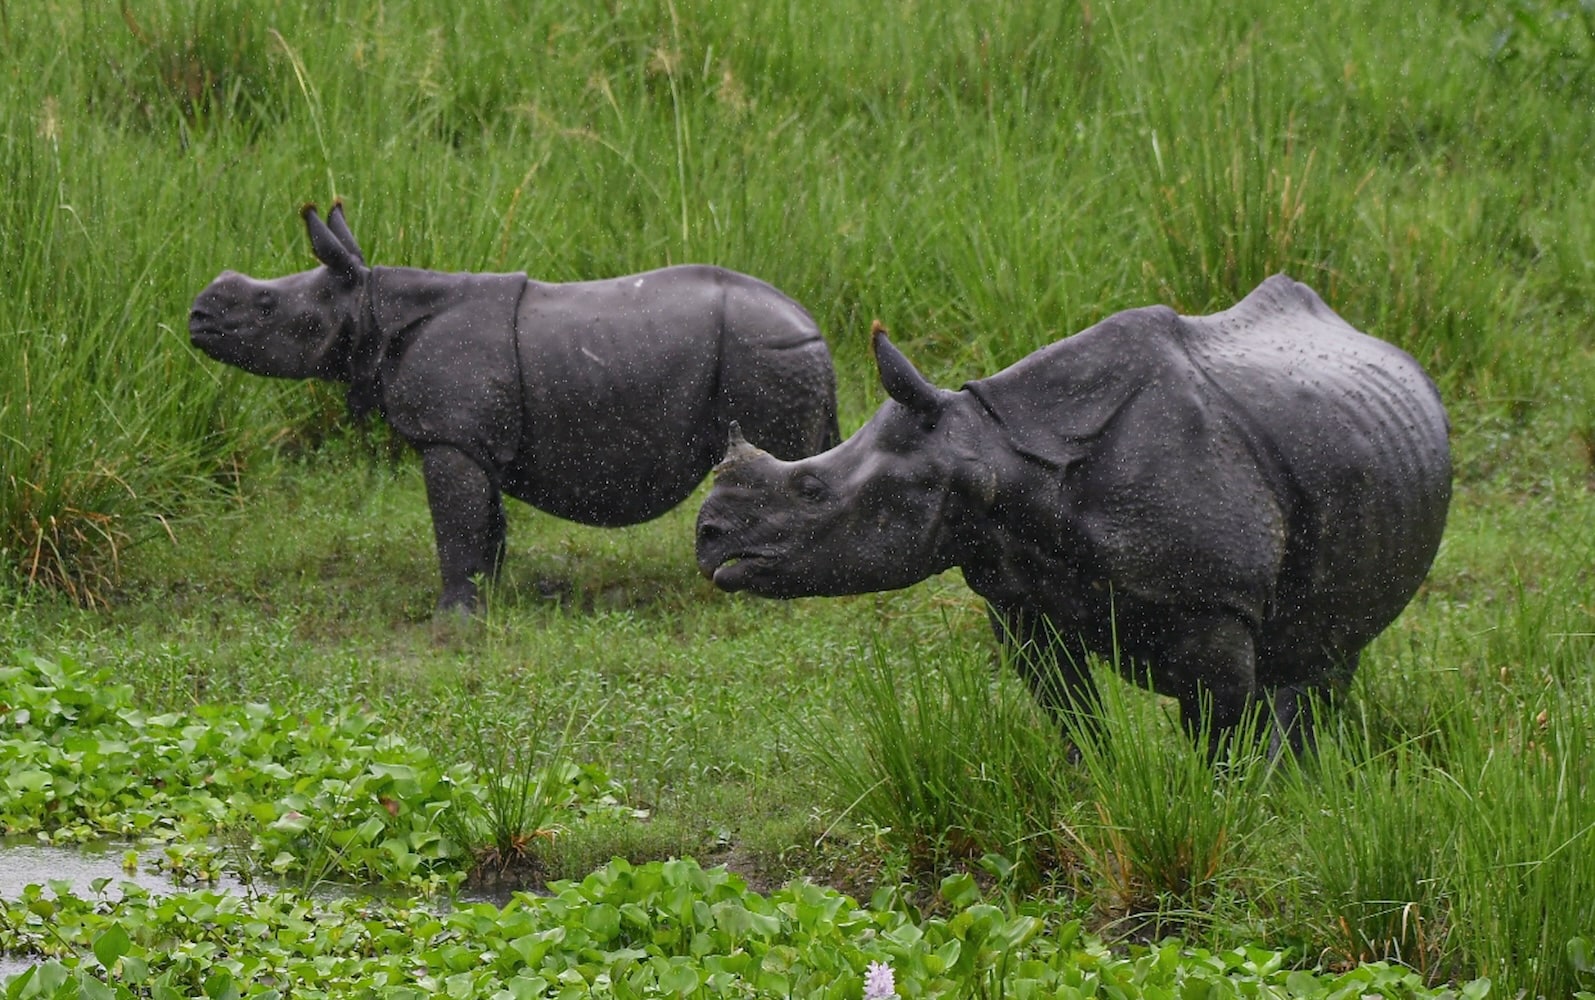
[[188, 324, 222, 348], [187, 310, 231, 349], [705, 552, 772, 592], [188, 323, 227, 356]]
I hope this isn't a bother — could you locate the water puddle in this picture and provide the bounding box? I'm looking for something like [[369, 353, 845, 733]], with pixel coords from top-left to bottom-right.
[[0, 839, 255, 979], [0, 839, 251, 901], [0, 839, 500, 980]]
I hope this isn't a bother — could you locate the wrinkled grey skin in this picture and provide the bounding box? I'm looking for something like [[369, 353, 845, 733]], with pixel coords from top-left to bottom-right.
[[696, 276, 1452, 756], [191, 203, 839, 612]]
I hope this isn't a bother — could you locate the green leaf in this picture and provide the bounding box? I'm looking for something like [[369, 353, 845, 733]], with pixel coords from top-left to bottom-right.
[[924, 938, 962, 975], [270, 811, 310, 834], [585, 903, 622, 941], [939, 872, 981, 909], [32, 962, 69, 996], [355, 815, 387, 844], [504, 976, 550, 1000], [76, 975, 115, 1000], [656, 961, 700, 995], [1284, 969, 1323, 997], [1571, 937, 1595, 974], [203, 969, 240, 1000], [93, 922, 131, 971], [3, 965, 37, 1000], [5, 770, 49, 794], [120, 955, 150, 981]]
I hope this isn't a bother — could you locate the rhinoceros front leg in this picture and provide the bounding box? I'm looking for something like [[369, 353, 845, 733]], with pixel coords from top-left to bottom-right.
[[420, 446, 507, 613], [990, 606, 1105, 754], [1264, 654, 1354, 759], [1155, 612, 1262, 758]]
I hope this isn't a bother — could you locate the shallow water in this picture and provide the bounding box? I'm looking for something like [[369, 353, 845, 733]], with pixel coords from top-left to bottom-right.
[[0, 839, 504, 980], [0, 839, 259, 978], [0, 838, 252, 902]]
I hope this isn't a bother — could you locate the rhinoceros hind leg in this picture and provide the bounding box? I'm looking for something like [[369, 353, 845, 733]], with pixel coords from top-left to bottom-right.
[[421, 446, 507, 613]]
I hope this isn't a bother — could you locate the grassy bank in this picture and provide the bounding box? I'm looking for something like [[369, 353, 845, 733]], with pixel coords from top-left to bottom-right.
[[2, 0, 1593, 995]]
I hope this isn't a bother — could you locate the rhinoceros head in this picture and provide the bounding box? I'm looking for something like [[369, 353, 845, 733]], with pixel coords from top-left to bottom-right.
[[189, 203, 369, 382], [695, 323, 996, 598]]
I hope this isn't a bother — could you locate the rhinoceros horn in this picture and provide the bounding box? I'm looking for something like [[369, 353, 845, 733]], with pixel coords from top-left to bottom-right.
[[872, 321, 946, 418], [714, 421, 773, 474], [302, 203, 363, 280]]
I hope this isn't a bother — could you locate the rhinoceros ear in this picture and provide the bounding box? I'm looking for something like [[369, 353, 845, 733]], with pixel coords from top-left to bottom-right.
[[302, 203, 363, 281], [872, 321, 946, 419], [324, 201, 366, 266]]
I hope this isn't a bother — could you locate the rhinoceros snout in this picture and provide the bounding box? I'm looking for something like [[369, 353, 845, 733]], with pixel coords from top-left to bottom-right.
[[187, 303, 222, 345], [188, 277, 243, 346], [693, 518, 728, 580]]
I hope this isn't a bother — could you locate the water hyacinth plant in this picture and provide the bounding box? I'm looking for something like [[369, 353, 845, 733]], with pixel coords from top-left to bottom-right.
[[0, 649, 632, 892], [1, 856, 1494, 998]]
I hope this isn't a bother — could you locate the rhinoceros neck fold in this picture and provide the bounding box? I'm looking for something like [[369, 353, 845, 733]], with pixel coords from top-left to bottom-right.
[[365, 267, 530, 471]]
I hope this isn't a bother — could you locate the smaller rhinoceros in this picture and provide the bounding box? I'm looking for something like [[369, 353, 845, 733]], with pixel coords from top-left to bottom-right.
[[696, 276, 1452, 756], [190, 202, 839, 612]]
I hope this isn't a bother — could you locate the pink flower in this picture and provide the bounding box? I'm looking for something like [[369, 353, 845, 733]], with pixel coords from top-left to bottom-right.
[[864, 960, 895, 999]]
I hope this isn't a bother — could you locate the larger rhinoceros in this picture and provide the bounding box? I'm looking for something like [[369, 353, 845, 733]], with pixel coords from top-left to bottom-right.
[[191, 203, 839, 612], [696, 276, 1452, 756]]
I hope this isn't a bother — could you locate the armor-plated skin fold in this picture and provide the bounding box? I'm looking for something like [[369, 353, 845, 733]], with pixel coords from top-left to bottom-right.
[[190, 203, 839, 612], [696, 278, 1452, 757]]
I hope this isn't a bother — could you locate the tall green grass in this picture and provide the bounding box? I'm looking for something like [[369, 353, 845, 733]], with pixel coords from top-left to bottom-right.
[[812, 639, 1075, 880], [1282, 733, 1460, 976], [824, 588, 1593, 994], [0, 125, 235, 600], [4, 0, 1592, 595]]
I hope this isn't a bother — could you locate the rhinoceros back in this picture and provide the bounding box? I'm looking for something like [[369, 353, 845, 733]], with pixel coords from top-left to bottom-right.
[[508, 265, 836, 526], [965, 274, 1449, 686], [713, 274, 840, 456], [1178, 275, 1452, 667]]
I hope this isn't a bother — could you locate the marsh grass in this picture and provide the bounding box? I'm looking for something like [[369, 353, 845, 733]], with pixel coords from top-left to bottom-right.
[[816, 637, 1282, 934], [1282, 732, 1459, 976], [812, 638, 1075, 879], [1440, 676, 1595, 997], [0, 128, 234, 602], [439, 694, 621, 886], [1063, 678, 1275, 934], [94, 0, 289, 134]]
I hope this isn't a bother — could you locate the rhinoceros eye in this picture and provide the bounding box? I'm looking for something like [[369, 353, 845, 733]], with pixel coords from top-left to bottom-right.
[[254, 289, 276, 317], [793, 472, 829, 502]]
